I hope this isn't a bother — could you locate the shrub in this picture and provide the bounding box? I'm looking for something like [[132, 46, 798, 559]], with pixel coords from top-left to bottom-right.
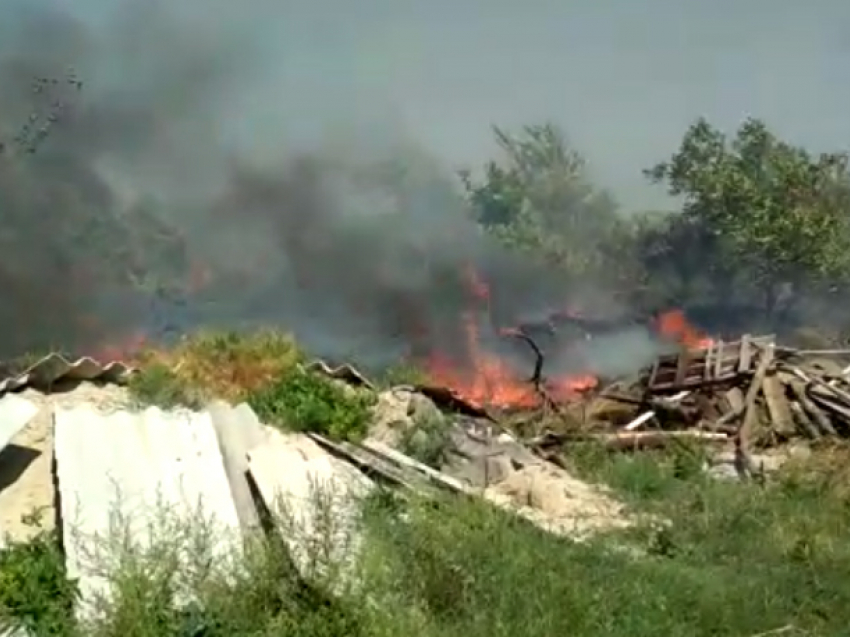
[[249, 367, 374, 441]]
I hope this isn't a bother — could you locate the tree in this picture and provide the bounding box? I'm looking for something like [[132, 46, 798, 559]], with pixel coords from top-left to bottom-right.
[[461, 124, 621, 279], [646, 117, 850, 317]]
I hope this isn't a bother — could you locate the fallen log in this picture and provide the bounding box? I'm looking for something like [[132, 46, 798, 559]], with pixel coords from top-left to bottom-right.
[[762, 373, 796, 437], [596, 430, 728, 451], [787, 400, 821, 439], [739, 345, 774, 444], [788, 381, 837, 436]]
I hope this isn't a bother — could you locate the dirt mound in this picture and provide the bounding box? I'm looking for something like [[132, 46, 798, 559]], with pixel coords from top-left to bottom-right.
[[484, 463, 629, 539]]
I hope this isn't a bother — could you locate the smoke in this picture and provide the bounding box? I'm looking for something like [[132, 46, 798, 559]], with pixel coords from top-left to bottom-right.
[[0, 0, 659, 376]]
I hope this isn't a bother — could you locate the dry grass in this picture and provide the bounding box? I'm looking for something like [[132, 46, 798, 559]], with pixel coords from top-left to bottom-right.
[[780, 439, 850, 499], [128, 330, 302, 407]]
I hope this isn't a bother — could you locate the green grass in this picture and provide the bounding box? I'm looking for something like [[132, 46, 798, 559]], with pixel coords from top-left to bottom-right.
[[374, 360, 431, 388], [0, 530, 77, 634], [2, 442, 849, 636], [126, 330, 303, 408], [397, 411, 453, 467], [248, 366, 374, 442]]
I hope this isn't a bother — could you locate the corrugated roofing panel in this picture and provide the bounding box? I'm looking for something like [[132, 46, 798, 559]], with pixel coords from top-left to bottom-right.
[[0, 354, 134, 396], [0, 394, 40, 543], [54, 404, 241, 619], [0, 394, 38, 455], [247, 431, 373, 589], [207, 400, 268, 532]]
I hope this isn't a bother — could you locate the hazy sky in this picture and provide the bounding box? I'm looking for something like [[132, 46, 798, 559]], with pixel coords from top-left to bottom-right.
[[25, 0, 850, 209]]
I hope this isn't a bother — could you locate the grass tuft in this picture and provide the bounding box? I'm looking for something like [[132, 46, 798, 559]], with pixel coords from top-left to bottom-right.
[[0, 530, 78, 635], [249, 366, 375, 442], [374, 360, 430, 388], [127, 329, 303, 408]]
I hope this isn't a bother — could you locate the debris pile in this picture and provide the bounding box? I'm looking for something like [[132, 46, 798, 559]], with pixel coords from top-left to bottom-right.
[[538, 334, 850, 467]]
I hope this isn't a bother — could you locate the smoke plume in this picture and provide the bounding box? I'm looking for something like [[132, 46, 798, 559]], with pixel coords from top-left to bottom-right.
[[0, 0, 655, 376]]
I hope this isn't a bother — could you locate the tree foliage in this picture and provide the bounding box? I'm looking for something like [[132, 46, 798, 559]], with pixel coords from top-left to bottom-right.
[[461, 124, 620, 279], [646, 117, 850, 314], [462, 117, 850, 330]]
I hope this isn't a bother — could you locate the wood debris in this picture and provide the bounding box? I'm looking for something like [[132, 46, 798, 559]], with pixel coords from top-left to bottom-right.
[[604, 333, 850, 451]]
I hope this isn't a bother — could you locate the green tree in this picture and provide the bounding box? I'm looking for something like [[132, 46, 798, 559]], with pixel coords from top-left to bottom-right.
[[646, 117, 850, 317], [461, 124, 621, 279]]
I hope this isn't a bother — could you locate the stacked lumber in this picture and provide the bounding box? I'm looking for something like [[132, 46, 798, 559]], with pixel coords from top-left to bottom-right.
[[599, 335, 850, 453]]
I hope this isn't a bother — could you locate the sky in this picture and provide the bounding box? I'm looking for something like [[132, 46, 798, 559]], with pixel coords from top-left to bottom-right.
[[11, 0, 850, 210]]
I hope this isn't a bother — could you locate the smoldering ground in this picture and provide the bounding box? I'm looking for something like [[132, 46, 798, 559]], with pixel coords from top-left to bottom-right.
[[0, 1, 659, 376]]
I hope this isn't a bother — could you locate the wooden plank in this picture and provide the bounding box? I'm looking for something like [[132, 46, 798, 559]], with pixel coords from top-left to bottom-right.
[[713, 340, 725, 379], [788, 400, 820, 439], [788, 381, 837, 436], [361, 439, 470, 494], [54, 405, 243, 620], [739, 346, 774, 448], [724, 387, 744, 414], [762, 373, 796, 436], [738, 335, 752, 373], [308, 433, 427, 491], [647, 358, 662, 388], [674, 350, 690, 386], [703, 343, 714, 382]]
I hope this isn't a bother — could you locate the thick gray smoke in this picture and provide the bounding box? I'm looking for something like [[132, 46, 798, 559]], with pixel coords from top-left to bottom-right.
[[0, 0, 657, 376]]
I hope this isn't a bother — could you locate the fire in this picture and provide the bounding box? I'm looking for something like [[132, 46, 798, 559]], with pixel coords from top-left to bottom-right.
[[655, 309, 713, 350], [424, 313, 597, 409], [92, 330, 148, 362], [422, 266, 598, 410]]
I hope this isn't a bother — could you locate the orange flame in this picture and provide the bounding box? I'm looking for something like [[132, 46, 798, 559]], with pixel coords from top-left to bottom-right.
[[423, 265, 598, 409], [655, 309, 713, 349], [92, 330, 148, 362]]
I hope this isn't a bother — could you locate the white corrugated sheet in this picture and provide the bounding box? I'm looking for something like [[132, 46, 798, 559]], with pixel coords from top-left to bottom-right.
[[207, 400, 269, 532], [0, 394, 38, 455], [0, 394, 40, 545], [247, 431, 373, 590], [0, 354, 134, 396], [54, 404, 242, 619]]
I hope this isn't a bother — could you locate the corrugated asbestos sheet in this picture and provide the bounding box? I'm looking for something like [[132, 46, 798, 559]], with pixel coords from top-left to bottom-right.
[[207, 400, 269, 532], [247, 431, 374, 588], [54, 404, 242, 619], [0, 353, 134, 396], [0, 394, 38, 455], [0, 394, 40, 545]]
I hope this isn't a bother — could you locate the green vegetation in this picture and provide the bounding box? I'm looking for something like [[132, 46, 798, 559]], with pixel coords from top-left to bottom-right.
[[463, 119, 850, 333], [6, 115, 850, 634], [127, 330, 373, 441], [127, 330, 303, 408], [374, 360, 431, 389], [0, 530, 76, 634], [3, 444, 850, 636], [398, 412, 453, 467], [249, 366, 374, 441]]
